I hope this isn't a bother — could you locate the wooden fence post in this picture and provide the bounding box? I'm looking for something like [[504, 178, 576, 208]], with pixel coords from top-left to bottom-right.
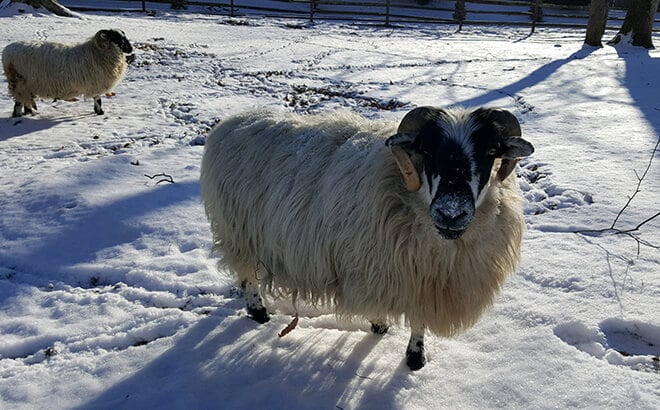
[[385, 0, 390, 26], [310, 0, 315, 23], [141, 0, 145, 12], [230, 0, 235, 17], [530, 0, 543, 34], [453, 0, 466, 32]]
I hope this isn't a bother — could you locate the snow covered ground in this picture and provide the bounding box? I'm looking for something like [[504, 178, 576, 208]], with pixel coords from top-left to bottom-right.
[[0, 3, 658, 409]]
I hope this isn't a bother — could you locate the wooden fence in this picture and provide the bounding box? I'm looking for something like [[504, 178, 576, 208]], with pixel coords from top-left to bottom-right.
[[58, 0, 660, 32]]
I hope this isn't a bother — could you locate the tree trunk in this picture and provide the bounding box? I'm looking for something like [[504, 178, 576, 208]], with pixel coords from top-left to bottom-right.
[[607, 0, 660, 49], [8, 0, 76, 17], [585, 0, 610, 47]]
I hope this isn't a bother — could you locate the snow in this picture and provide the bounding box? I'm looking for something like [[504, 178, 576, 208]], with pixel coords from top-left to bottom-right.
[[0, 3, 659, 409]]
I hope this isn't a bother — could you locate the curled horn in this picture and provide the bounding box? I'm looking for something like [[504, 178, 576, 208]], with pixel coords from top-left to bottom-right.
[[390, 145, 421, 192], [94, 30, 110, 50], [397, 106, 442, 134], [387, 107, 443, 192], [482, 109, 524, 181]]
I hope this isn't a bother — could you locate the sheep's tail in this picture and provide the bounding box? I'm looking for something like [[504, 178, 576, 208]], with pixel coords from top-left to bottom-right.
[[4, 63, 21, 92], [4, 63, 19, 83]]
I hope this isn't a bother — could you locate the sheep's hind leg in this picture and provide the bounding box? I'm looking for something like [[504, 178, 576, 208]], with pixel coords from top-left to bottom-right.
[[241, 279, 270, 324], [93, 96, 104, 115], [405, 324, 426, 371]]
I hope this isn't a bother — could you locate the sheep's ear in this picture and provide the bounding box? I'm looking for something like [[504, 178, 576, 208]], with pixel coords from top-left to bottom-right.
[[500, 136, 534, 159], [478, 108, 534, 181], [496, 136, 534, 181], [385, 133, 421, 192]]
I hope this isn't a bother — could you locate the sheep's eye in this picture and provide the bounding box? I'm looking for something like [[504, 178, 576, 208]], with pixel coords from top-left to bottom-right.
[[487, 147, 498, 157]]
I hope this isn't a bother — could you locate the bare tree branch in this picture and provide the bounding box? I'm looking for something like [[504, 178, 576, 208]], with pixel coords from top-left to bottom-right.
[[575, 137, 660, 253], [619, 211, 660, 234], [610, 137, 659, 230]]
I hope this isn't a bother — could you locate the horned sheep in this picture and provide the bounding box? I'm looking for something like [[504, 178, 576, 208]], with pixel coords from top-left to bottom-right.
[[2, 29, 133, 117], [200, 106, 534, 370]]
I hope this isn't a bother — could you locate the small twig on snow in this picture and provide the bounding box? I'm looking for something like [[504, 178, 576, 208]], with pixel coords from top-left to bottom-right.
[[278, 315, 299, 337], [144, 172, 175, 184]]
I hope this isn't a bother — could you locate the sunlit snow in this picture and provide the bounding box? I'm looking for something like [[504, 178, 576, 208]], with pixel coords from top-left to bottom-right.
[[0, 2, 658, 409]]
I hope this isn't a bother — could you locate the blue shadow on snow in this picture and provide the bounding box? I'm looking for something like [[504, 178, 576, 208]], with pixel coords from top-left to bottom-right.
[[73, 312, 412, 410]]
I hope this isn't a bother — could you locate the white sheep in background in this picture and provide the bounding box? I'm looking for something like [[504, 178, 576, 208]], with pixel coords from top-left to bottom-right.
[[2, 29, 133, 117], [200, 106, 534, 370]]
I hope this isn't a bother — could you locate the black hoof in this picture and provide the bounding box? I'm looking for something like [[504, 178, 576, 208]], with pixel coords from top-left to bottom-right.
[[95, 109, 105, 115], [248, 307, 270, 324], [370, 322, 389, 335], [406, 351, 426, 371]]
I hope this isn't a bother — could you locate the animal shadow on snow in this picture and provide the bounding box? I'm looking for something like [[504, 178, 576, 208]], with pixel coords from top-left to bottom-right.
[[74, 312, 412, 409], [0, 112, 97, 141], [0, 116, 59, 140], [0, 179, 201, 291]]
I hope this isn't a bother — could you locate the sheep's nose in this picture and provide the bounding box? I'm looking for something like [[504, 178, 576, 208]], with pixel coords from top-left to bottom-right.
[[435, 209, 472, 231], [431, 193, 475, 236], [440, 209, 470, 226]]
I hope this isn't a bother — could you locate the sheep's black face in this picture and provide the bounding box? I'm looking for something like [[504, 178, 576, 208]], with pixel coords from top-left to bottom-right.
[[418, 115, 499, 239], [100, 29, 133, 54], [387, 107, 534, 241]]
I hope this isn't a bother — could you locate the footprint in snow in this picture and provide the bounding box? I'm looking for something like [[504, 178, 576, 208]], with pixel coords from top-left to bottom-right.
[[554, 319, 660, 373], [517, 158, 593, 216]]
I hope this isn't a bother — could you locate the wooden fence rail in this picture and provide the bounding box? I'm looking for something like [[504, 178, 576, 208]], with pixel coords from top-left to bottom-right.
[[58, 0, 660, 32]]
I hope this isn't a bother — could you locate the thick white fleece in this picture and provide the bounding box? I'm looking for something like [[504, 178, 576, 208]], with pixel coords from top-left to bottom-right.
[[200, 109, 524, 336], [2, 32, 127, 106]]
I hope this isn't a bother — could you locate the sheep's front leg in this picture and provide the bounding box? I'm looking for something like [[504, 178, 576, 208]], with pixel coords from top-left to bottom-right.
[[12, 102, 23, 117], [406, 325, 426, 371], [93, 96, 104, 115], [23, 101, 35, 116], [241, 279, 269, 324]]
